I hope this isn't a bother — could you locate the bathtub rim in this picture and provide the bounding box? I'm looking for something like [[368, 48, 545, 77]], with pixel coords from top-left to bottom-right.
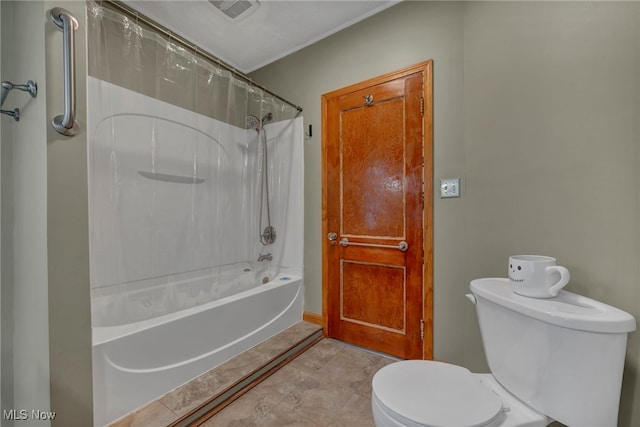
[[92, 273, 301, 346]]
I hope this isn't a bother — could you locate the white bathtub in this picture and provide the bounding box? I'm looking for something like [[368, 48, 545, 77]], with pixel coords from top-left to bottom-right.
[[92, 274, 303, 426]]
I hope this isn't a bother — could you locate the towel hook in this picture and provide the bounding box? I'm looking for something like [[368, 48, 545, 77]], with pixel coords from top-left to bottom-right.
[[0, 80, 37, 122], [0, 108, 20, 121]]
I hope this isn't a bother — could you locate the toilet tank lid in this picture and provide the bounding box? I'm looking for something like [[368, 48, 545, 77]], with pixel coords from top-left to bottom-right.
[[470, 278, 636, 334]]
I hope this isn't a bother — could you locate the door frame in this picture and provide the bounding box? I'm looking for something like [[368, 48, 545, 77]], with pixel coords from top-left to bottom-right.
[[321, 60, 433, 359]]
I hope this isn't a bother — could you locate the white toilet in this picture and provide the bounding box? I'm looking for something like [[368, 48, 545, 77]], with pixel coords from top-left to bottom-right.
[[371, 278, 636, 427]]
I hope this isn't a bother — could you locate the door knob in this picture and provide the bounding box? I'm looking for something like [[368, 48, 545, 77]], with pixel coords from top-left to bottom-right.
[[327, 232, 338, 245]]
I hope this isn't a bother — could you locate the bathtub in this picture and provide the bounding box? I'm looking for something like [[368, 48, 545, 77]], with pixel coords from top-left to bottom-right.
[[92, 274, 303, 426]]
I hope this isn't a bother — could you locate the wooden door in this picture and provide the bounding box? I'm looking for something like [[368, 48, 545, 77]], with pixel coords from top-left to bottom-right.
[[322, 61, 433, 360]]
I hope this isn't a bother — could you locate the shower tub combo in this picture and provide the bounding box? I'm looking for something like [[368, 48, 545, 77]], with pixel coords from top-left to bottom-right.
[[88, 77, 304, 426]]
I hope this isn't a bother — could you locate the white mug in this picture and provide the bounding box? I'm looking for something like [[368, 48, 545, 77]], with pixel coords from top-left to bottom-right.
[[508, 255, 570, 298]]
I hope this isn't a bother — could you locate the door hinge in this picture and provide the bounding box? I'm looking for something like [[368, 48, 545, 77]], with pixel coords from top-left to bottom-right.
[[421, 156, 425, 211], [420, 319, 425, 341]]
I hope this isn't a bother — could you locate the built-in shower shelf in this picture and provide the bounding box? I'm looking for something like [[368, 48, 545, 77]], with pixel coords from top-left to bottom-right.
[[138, 171, 205, 184], [106, 321, 323, 427]]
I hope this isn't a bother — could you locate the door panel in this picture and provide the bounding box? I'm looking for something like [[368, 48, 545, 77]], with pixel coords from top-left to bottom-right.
[[341, 261, 406, 332], [322, 62, 432, 360], [341, 98, 405, 238]]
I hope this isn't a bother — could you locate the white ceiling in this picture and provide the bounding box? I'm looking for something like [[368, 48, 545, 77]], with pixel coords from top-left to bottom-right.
[[123, 0, 400, 73]]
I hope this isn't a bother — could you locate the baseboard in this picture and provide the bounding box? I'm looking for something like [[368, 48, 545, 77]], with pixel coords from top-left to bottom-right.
[[303, 311, 324, 327]]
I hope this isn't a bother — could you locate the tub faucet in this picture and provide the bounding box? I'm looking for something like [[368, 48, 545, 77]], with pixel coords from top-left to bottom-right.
[[258, 253, 272, 262]]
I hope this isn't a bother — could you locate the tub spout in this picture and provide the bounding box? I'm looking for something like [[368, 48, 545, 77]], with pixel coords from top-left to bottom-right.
[[258, 253, 272, 262]]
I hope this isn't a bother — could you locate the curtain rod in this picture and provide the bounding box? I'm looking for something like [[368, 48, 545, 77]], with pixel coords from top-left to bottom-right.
[[103, 0, 303, 113]]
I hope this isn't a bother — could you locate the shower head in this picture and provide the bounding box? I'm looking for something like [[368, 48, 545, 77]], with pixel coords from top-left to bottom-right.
[[246, 113, 273, 132], [246, 114, 261, 131]]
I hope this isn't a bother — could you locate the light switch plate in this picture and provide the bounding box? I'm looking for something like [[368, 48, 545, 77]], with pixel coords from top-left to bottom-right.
[[440, 178, 460, 198]]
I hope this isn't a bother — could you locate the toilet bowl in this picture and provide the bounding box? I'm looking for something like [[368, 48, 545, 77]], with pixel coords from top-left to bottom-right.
[[371, 278, 636, 427], [371, 360, 549, 427]]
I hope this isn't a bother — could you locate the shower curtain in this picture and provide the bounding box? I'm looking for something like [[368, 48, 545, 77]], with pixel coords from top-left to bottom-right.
[[86, 2, 301, 327]]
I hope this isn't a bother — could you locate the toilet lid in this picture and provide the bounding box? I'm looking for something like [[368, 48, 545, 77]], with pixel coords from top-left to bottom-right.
[[372, 360, 504, 427]]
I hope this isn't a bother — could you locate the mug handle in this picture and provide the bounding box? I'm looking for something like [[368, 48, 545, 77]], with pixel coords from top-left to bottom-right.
[[546, 266, 570, 297]]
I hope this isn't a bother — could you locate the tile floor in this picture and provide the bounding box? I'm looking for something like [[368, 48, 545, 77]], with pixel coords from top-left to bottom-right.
[[201, 339, 396, 427]]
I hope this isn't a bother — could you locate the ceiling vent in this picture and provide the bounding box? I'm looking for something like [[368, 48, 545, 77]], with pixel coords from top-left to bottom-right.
[[209, 0, 260, 22]]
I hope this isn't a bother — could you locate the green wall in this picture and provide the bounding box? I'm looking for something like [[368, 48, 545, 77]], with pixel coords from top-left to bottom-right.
[[2, 2, 94, 426], [1, 1, 52, 424], [45, 1, 93, 425], [250, 2, 640, 425]]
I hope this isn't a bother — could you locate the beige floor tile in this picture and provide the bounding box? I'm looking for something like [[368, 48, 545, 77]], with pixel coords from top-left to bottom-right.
[[249, 364, 311, 406], [329, 393, 376, 427], [290, 339, 345, 375], [312, 347, 389, 398], [107, 401, 177, 427], [257, 406, 321, 426], [200, 391, 277, 427], [282, 375, 356, 419], [161, 369, 235, 416]]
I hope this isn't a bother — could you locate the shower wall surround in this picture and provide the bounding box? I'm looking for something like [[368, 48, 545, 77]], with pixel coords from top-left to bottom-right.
[[88, 77, 303, 327]]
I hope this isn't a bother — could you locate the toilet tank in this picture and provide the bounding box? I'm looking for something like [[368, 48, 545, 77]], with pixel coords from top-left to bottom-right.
[[470, 278, 636, 427]]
